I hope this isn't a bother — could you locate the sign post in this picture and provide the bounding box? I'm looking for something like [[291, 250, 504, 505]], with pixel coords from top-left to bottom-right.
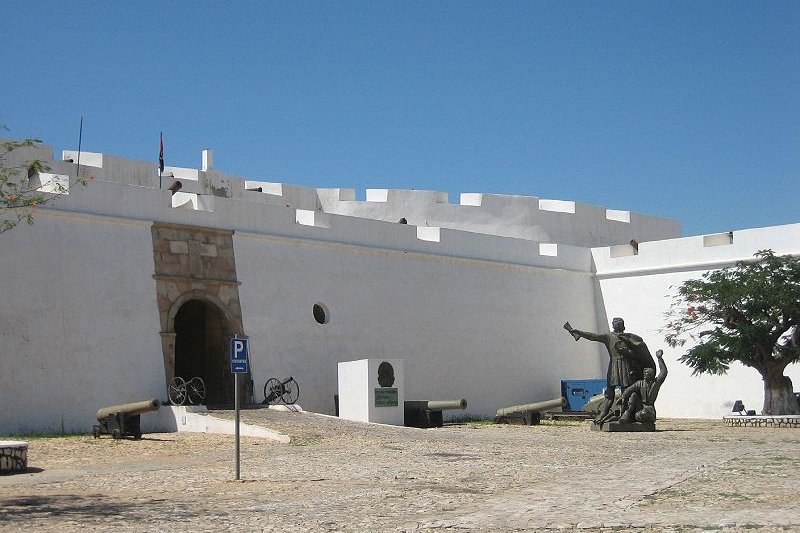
[[230, 335, 249, 481]]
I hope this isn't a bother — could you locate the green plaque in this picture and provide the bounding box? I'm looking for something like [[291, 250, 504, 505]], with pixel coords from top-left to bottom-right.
[[375, 387, 398, 407]]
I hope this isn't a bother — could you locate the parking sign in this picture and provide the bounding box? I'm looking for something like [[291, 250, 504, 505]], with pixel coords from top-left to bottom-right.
[[230, 338, 249, 374]]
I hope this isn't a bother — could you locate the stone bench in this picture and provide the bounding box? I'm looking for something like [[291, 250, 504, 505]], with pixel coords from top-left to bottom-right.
[[0, 441, 28, 474], [722, 415, 800, 428]]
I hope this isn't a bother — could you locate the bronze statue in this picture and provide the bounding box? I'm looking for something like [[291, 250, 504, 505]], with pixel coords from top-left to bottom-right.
[[564, 317, 655, 424], [613, 349, 668, 423]]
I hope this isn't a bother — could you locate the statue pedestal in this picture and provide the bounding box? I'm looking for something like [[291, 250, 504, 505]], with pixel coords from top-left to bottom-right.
[[591, 421, 655, 432]]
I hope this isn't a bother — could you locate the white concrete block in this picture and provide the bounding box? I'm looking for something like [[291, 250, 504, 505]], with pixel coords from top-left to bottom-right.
[[539, 243, 558, 257], [338, 359, 404, 426], [416, 226, 440, 242], [296, 209, 316, 226], [460, 193, 483, 206], [62, 150, 103, 168], [539, 199, 575, 214], [606, 209, 631, 223], [366, 189, 389, 202]]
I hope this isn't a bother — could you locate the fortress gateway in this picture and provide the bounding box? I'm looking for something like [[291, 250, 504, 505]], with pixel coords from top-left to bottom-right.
[[2, 141, 799, 434]]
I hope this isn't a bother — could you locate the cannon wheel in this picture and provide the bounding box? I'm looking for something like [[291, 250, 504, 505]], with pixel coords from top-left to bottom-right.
[[168, 377, 187, 406], [92, 426, 101, 439], [264, 378, 283, 404], [111, 428, 122, 440], [281, 379, 299, 405], [187, 377, 206, 405]]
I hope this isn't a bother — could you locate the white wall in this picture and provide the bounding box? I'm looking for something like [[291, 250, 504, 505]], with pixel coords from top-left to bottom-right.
[[6, 141, 795, 432], [593, 224, 800, 418], [0, 211, 164, 434], [234, 230, 605, 418]]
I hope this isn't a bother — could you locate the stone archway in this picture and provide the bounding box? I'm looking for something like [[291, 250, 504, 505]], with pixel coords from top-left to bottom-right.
[[174, 299, 233, 405], [152, 222, 249, 406]]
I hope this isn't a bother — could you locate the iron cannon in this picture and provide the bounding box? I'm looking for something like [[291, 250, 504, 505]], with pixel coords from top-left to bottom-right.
[[495, 396, 566, 425], [93, 399, 160, 440], [404, 399, 468, 428]]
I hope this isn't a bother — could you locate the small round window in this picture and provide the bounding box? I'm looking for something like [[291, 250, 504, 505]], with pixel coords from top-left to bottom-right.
[[313, 303, 329, 324]]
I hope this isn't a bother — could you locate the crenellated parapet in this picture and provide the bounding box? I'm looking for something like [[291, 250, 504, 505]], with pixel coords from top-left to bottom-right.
[[318, 188, 679, 247], [593, 223, 800, 277], [4, 141, 679, 264]]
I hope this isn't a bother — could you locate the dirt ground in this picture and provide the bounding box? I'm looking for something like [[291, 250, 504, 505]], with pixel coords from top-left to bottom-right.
[[1, 411, 798, 532]]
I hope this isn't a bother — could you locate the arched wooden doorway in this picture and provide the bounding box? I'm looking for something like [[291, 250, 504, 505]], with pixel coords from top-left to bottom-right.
[[174, 299, 233, 405]]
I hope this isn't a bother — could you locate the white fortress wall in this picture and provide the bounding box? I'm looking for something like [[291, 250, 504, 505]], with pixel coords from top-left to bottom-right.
[[6, 142, 705, 431], [0, 208, 164, 435], [234, 230, 605, 418], [593, 223, 800, 419]]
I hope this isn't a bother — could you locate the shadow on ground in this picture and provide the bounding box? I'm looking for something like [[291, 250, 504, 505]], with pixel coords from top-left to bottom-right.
[[0, 494, 194, 523]]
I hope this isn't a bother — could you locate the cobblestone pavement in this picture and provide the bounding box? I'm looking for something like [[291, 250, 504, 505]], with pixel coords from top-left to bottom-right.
[[1, 409, 798, 532]]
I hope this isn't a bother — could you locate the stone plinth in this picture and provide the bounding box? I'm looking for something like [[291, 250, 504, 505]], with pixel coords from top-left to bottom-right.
[[0, 441, 28, 474], [338, 359, 405, 426], [591, 421, 656, 432]]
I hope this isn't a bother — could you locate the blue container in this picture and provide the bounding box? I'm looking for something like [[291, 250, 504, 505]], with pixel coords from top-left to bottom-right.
[[561, 379, 607, 412]]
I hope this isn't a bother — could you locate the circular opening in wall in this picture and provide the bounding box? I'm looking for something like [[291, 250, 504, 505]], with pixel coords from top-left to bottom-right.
[[313, 303, 329, 324]]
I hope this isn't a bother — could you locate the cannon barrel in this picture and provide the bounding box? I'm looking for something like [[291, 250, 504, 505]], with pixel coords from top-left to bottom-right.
[[495, 396, 565, 418], [96, 399, 160, 422], [426, 399, 467, 411]]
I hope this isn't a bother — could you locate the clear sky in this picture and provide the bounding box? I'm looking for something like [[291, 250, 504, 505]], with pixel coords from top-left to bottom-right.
[[3, 2, 798, 237]]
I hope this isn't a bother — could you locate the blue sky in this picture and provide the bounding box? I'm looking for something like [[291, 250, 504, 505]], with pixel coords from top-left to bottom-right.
[[3, 2, 798, 237]]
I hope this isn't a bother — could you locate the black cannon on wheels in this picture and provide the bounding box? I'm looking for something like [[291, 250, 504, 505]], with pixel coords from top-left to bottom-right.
[[167, 376, 207, 406], [92, 399, 160, 440], [262, 376, 300, 405]]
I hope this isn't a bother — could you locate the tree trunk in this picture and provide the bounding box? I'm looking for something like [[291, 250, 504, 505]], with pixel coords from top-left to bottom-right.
[[761, 366, 800, 415]]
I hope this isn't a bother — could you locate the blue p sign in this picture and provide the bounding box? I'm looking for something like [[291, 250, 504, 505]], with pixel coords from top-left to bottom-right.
[[230, 338, 249, 373]]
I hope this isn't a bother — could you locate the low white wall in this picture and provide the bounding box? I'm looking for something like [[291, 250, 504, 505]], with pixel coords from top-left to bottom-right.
[[593, 224, 800, 419], [143, 406, 290, 442]]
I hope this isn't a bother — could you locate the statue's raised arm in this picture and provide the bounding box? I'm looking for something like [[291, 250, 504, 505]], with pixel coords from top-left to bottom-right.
[[563, 321, 608, 343]]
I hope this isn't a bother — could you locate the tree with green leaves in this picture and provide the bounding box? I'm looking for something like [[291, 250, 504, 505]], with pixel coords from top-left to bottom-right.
[[0, 130, 88, 235], [664, 250, 800, 415]]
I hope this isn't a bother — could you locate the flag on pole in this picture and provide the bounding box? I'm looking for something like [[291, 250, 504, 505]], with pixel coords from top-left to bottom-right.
[[158, 132, 164, 174]]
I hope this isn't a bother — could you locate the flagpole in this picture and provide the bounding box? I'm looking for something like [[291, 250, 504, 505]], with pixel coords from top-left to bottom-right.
[[158, 131, 163, 189], [76, 117, 83, 179]]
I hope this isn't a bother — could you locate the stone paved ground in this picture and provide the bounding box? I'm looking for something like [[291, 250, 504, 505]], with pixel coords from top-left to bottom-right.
[[0, 409, 798, 532]]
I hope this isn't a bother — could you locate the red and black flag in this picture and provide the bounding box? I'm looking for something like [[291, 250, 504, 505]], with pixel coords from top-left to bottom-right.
[[158, 132, 164, 174]]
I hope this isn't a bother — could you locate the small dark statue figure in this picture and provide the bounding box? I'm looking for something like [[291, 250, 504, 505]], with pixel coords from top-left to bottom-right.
[[613, 350, 667, 424], [564, 318, 666, 431]]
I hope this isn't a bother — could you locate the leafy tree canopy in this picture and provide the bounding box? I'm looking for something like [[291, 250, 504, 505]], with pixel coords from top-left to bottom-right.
[[1, 130, 87, 235], [664, 250, 800, 414]]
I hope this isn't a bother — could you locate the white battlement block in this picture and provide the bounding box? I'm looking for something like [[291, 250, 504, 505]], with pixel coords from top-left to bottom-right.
[[539, 243, 558, 257], [164, 166, 199, 181], [62, 150, 103, 168], [539, 199, 576, 214], [703, 232, 734, 247], [366, 189, 389, 202], [296, 209, 315, 226], [610, 243, 638, 258], [317, 188, 356, 201], [171, 192, 214, 211], [417, 226, 441, 242], [338, 359, 404, 426], [245, 180, 283, 196], [460, 193, 483, 206], [606, 209, 631, 223], [31, 173, 70, 194]]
